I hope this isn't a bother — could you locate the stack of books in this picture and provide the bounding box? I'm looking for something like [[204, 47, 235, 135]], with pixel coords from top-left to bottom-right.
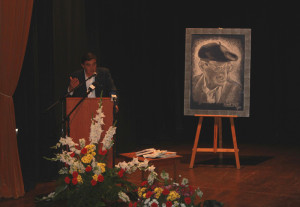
[[135, 148, 177, 158]]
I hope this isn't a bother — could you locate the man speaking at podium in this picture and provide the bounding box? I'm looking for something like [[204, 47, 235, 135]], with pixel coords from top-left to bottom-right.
[[68, 52, 117, 100]]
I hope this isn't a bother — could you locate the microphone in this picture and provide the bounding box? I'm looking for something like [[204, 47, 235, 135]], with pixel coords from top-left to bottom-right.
[[85, 72, 97, 81], [87, 82, 99, 94]]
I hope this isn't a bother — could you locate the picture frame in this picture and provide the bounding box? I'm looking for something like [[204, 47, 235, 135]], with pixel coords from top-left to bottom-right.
[[184, 28, 251, 117]]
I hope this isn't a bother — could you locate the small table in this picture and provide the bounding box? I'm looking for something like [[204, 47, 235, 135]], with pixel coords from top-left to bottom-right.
[[119, 152, 182, 182]]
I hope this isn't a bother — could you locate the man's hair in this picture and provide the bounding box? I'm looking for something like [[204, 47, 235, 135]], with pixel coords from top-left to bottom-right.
[[81, 52, 97, 64]]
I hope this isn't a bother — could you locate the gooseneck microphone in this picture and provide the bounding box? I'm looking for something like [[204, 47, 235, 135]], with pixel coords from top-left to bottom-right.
[[87, 81, 100, 94]]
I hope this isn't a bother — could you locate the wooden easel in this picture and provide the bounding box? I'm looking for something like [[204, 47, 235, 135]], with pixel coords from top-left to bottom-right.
[[189, 115, 240, 169]]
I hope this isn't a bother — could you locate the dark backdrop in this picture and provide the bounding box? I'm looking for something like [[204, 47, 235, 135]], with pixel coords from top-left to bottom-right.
[[13, 1, 300, 191]]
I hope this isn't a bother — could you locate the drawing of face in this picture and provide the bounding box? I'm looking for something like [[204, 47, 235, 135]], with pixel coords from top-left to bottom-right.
[[199, 60, 230, 90]]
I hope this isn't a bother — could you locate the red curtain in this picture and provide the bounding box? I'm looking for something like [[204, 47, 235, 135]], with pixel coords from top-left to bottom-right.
[[0, 0, 33, 198]]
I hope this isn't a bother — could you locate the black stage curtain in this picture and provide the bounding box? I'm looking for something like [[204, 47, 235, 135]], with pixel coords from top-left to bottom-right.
[[13, 1, 300, 191]]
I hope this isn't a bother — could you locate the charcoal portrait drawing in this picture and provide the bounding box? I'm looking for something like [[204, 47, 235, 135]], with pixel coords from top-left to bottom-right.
[[184, 28, 251, 117]]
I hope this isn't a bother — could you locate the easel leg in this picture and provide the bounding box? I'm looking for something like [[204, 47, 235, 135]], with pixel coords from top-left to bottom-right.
[[230, 117, 240, 169], [213, 117, 218, 153], [218, 118, 223, 160], [189, 116, 203, 168]]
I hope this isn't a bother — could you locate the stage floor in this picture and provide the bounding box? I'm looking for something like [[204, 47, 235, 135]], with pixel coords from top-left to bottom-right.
[[1, 142, 300, 207]]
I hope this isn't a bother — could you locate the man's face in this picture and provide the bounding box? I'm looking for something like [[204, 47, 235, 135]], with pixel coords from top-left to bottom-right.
[[81, 59, 97, 77], [199, 60, 229, 89]]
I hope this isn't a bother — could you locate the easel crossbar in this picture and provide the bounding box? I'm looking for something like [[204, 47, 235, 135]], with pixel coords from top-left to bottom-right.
[[189, 115, 240, 169], [195, 148, 238, 153]]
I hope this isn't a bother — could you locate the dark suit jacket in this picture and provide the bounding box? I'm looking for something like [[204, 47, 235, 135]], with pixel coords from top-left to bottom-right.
[[69, 67, 117, 97]]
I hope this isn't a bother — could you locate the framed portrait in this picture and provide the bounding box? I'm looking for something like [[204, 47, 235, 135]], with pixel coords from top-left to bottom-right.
[[184, 28, 251, 117]]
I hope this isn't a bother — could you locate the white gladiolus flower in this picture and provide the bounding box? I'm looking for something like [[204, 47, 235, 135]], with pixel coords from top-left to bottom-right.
[[131, 157, 139, 165], [160, 171, 169, 180], [118, 191, 130, 203], [101, 126, 116, 150], [196, 188, 203, 198], [79, 138, 86, 148], [147, 171, 158, 185], [138, 159, 149, 169], [148, 165, 156, 172], [181, 178, 189, 185], [89, 105, 104, 144]]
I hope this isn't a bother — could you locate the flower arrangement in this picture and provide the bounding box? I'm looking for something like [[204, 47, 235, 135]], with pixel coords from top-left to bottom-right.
[[37, 99, 157, 207], [36, 98, 221, 207], [126, 171, 204, 207]]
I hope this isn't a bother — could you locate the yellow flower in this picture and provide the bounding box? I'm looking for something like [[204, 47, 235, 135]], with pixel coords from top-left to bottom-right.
[[86, 144, 96, 153], [167, 191, 180, 201], [77, 175, 83, 184], [154, 187, 163, 199], [81, 154, 93, 163], [92, 174, 98, 181], [138, 187, 146, 198], [97, 163, 106, 173]]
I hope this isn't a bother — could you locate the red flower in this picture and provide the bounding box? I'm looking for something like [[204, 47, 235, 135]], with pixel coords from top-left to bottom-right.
[[85, 166, 92, 172], [151, 203, 158, 207], [184, 197, 192, 204], [81, 148, 87, 154], [70, 152, 75, 157], [146, 191, 153, 198], [64, 176, 70, 184], [141, 181, 148, 186], [166, 201, 172, 207], [118, 168, 125, 178], [91, 179, 97, 186], [129, 202, 137, 207], [162, 188, 170, 195], [99, 148, 107, 155], [189, 185, 194, 193], [72, 177, 78, 185], [72, 171, 78, 178], [98, 174, 104, 182]]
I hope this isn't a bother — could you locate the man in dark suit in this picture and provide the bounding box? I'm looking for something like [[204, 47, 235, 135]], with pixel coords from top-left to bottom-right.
[[192, 42, 242, 109], [68, 52, 117, 99]]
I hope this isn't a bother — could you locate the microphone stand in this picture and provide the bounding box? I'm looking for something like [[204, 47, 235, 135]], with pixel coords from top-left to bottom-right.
[[63, 94, 88, 137], [44, 73, 97, 137]]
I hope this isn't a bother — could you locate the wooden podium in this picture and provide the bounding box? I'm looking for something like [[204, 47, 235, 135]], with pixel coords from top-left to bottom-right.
[[66, 97, 114, 168]]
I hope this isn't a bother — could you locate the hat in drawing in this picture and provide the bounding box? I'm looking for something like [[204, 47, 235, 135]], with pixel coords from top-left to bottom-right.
[[198, 42, 238, 62]]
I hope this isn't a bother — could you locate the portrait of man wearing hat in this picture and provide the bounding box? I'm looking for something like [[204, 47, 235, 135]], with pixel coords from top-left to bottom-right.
[[191, 42, 242, 109]]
